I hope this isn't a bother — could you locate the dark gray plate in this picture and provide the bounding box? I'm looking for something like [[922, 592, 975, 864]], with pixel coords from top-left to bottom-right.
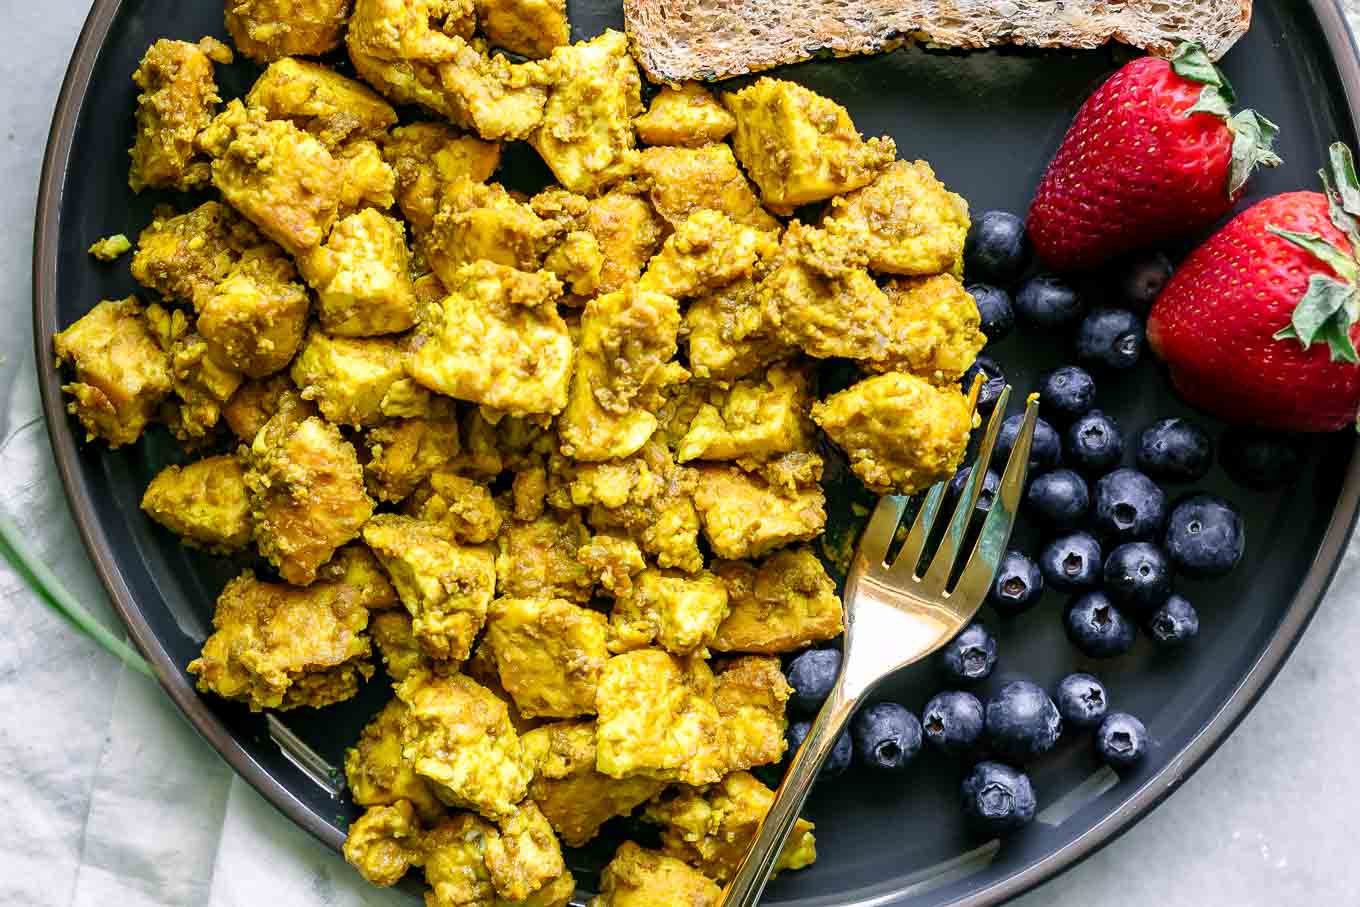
[[32, 1, 1360, 904]]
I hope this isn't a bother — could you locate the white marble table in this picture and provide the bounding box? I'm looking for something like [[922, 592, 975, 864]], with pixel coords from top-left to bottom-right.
[[3, 4, 1359, 905]]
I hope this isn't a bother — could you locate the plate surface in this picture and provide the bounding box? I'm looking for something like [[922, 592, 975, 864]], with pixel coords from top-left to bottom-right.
[[32, 2, 1360, 905]]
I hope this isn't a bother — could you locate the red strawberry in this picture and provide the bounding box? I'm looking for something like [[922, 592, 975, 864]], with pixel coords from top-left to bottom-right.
[[1147, 144, 1360, 433], [1028, 43, 1280, 271]]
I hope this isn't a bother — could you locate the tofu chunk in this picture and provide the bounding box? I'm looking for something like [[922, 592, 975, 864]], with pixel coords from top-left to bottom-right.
[[334, 138, 399, 216], [384, 122, 502, 230], [712, 548, 842, 653], [290, 330, 408, 428], [197, 248, 310, 378], [495, 510, 595, 603], [409, 261, 573, 418], [245, 57, 397, 148], [130, 201, 267, 308], [396, 670, 531, 819], [53, 297, 171, 447], [222, 373, 293, 441], [343, 801, 423, 888], [318, 542, 401, 610], [144, 304, 245, 442], [824, 159, 970, 276], [638, 144, 779, 233], [643, 771, 815, 883], [481, 800, 569, 902], [590, 842, 720, 907], [521, 720, 666, 847], [422, 809, 576, 907], [874, 274, 986, 384], [426, 179, 553, 279], [363, 514, 497, 662], [141, 454, 252, 553], [583, 190, 664, 294], [723, 77, 895, 212], [187, 569, 374, 711], [714, 655, 792, 772], [634, 84, 736, 147], [639, 209, 778, 300], [345, 698, 445, 821], [368, 610, 428, 682], [475, 0, 570, 59], [594, 649, 727, 786], [692, 465, 825, 560], [484, 597, 610, 719], [246, 397, 375, 585], [674, 364, 815, 464], [577, 534, 646, 597], [812, 371, 972, 495], [128, 38, 230, 193], [684, 277, 794, 382], [299, 209, 419, 337], [226, 0, 350, 62], [609, 569, 730, 657], [531, 30, 642, 196], [363, 401, 462, 503], [407, 470, 504, 544]]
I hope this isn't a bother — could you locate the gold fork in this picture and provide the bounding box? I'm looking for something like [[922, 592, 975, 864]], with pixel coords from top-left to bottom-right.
[[718, 387, 1039, 907]]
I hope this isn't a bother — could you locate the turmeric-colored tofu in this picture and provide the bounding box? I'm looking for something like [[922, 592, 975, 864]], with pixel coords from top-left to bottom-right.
[[824, 159, 970, 276], [684, 278, 794, 382], [226, 0, 350, 62], [692, 465, 825, 560], [290, 329, 408, 428], [409, 261, 573, 418], [609, 570, 730, 657], [334, 139, 399, 216], [197, 249, 310, 378], [396, 670, 531, 818], [318, 542, 401, 610], [344, 800, 423, 888], [812, 371, 972, 495], [594, 649, 727, 786], [130, 201, 267, 308], [369, 611, 428, 682], [475, 0, 570, 59], [724, 77, 896, 212], [495, 510, 595, 604], [198, 99, 342, 255], [384, 122, 502, 230], [187, 569, 374, 711], [222, 373, 293, 441], [583, 190, 663, 294], [364, 514, 498, 662], [712, 548, 842, 653], [53, 297, 171, 448], [714, 655, 792, 772], [639, 145, 780, 233], [128, 38, 230, 193], [590, 842, 720, 907], [674, 364, 815, 464], [639, 209, 778, 301], [482, 800, 569, 902], [141, 454, 252, 553], [635, 84, 736, 148], [542, 230, 603, 299], [246, 397, 376, 585], [531, 30, 642, 196], [426, 179, 553, 279], [364, 401, 462, 503], [299, 209, 419, 337], [521, 720, 666, 847], [484, 597, 609, 719], [643, 771, 815, 883], [558, 286, 685, 462], [144, 303, 245, 442], [874, 274, 986, 385], [345, 698, 445, 821], [577, 534, 646, 597], [422, 808, 576, 907], [407, 470, 504, 544], [246, 57, 397, 148]]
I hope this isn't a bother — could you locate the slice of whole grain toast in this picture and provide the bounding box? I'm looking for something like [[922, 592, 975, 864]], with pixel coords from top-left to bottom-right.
[[624, 0, 1251, 83]]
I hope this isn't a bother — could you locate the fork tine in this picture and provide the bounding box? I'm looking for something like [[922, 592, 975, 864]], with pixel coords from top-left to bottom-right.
[[886, 480, 947, 578], [857, 494, 908, 566], [917, 385, 1013, 591], [952, 395, 1041, 602]]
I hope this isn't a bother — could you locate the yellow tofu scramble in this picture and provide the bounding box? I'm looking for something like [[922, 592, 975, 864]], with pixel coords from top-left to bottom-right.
[[55, 5, 986, 903]]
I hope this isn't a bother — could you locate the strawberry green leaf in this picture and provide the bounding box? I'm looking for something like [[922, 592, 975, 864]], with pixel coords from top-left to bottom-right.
[[1329, 143, 1360, 215], [1313, 318, 1360, 364], [1267, 226, 1358, 281], [1187, 86, 1233, 120], [1321, 165, 1360, 249], [1226, 110, 1282, 196], [1273, 274, 1360, 364], [1170, 42, 1236, 103]]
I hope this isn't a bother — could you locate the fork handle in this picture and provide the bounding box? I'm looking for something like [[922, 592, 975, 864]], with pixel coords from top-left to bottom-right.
[[718, 675, 863, 907]]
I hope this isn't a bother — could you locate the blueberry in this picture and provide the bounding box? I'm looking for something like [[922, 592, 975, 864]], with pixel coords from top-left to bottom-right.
[[1076, 308, 1145, 370], [1039, 531, 1103, 593], [961, 355, 1006, 413], [1102, 542, 1173, 617], [960, 761, 1037, 834], [1116, 252, 1174, 311], [1164, 494, 1244, 578], [852, 702, 923, 773], [1064, 591, 1136, 658], [948, 465, 1002, 514], [1219, 427, 1304, 491], [1053, 673, 1109, 730], [786, 649, 841, 715], [1038, 366, 1097, 423], [1135, 418, 1213, 483], [1095, 713, 1149, 769], [1025, 469, 1090, 527], [985, 680, 1063, 761], [921, 691, 986, 755], [786, 720, 854, 779], [996, 414, 1061, 475], [989, 550, 1045, 616], [940, 623, 998, 683], [969, 285, 1016, 342], [965, 211, 1031, 285], [1065, 410, 1124, 474], [1092, 468, 1166, 542], [1148, 594, 1200, 648], [1015, 274, 1085, 328]]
